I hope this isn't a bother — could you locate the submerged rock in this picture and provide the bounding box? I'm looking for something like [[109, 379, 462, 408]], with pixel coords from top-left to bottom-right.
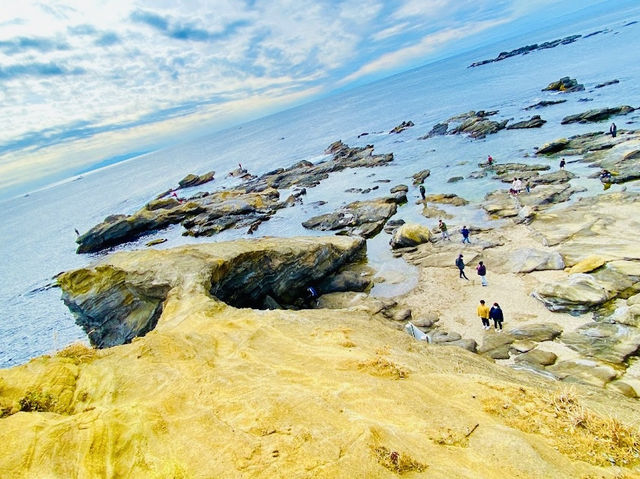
[[594, 79, 619, 89], [524, 99, 567, 110], [60, 236, 366, 348]]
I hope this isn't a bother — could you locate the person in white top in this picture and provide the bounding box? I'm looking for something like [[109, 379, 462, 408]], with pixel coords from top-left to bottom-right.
[[511, 177, 523, 195]]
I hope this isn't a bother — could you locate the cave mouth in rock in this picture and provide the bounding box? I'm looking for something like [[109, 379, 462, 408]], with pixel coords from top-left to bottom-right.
[[211, 286, 314, 311]]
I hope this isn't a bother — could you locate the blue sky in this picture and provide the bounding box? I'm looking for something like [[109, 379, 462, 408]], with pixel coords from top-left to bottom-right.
[[0, 0, 604, 199]]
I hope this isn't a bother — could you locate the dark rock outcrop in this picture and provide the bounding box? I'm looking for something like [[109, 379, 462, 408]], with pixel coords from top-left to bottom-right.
[[389, 121, 414, 134], [76, 201, 204, 253], [418, 123, 448, 139], [412, 169, 431, 185], [524, 100, 567, 110], [542, 77, 584, 93], [77, 142, 394, 253], [506, 115, 546, 129], [561, 106, 635, 124], [178, 171, 215, 189], [469, 35, 581, 68], [449, 111, 508, 139], [594, 79, 619, 89]]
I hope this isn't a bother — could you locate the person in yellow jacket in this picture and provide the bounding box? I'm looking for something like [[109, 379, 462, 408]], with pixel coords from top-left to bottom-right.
[[477, 299, 490, 330]]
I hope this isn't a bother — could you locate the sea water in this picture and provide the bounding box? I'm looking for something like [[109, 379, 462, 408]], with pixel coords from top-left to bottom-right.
[[2, 3, 640, 367]]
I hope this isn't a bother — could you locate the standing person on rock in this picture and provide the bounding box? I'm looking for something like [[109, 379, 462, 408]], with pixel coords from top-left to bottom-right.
[[438, 219, 450, 241], [610, 122, 617, 138], [477, 300, 490, 330], [489, 303, 504, 332], [461, 225, 471, 244], [559, 158, 566, 169], [419, 184, 426, 200], [456, 254, 469, 280], [476, 261, 488, 286]]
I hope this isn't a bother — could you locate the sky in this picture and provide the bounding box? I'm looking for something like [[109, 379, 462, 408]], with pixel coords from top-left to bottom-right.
[[0, 0, 605, 199]]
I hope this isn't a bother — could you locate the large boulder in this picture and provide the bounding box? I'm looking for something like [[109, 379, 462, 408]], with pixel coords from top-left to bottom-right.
[[532, 273, 612, 313], [390, 223, 432, 249], [60, 236, 366, 348]]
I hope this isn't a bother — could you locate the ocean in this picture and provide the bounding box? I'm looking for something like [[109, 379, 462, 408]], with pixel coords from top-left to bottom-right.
[[2, 2, 640, 368]]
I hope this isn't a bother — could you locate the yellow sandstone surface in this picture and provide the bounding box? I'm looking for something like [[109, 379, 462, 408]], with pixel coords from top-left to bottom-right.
[[1, 286, 639, 478]]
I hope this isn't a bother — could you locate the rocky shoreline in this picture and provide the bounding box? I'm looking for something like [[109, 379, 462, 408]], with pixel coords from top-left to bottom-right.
[[2, 73, 640, 476]]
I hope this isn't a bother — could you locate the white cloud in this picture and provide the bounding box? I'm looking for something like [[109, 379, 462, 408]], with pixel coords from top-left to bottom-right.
[[339, 17, 509, 84]]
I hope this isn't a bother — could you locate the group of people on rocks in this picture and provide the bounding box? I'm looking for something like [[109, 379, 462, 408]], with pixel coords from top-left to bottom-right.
[[455, 254, 487, 286], [477, 299, 504, 331]]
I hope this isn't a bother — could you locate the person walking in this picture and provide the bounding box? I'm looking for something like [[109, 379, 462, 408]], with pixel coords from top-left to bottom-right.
[[438, 219, 450, 241], [476, 261, 488, 286], [461, 225, 471, 244], [477, 299, 490, 330], [489, 303, 504, 332], [456, 254, 469, 280]]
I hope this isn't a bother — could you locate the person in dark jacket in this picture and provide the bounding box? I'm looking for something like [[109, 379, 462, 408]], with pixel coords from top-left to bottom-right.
[[476, 261, 487, 286], [489, 303, 504, 331], [456, 254, 469, 280]]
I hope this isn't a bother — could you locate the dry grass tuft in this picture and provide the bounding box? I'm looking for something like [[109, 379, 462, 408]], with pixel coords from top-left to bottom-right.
[[482, 387, 640, 467], [357, 355, 409, 380], [429, 423, 478, 448], [340, 340, 357, 348], [55, 342, 97, 364], [18, 390, 57, 413], [372, 446, 428, 474]]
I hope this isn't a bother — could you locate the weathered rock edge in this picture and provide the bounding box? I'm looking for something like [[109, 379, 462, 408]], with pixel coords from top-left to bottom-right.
[[59, 236, 366, 348]]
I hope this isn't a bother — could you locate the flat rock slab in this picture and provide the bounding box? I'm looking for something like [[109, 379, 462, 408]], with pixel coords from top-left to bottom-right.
[[561, 322, 640, 364], [302, 195, 402, 238], [547, 359, 618, 387], [514, 349, 558, 367]]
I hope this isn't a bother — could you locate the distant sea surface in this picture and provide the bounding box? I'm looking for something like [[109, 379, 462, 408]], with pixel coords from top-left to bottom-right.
[[2, 3, 640, 367]]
